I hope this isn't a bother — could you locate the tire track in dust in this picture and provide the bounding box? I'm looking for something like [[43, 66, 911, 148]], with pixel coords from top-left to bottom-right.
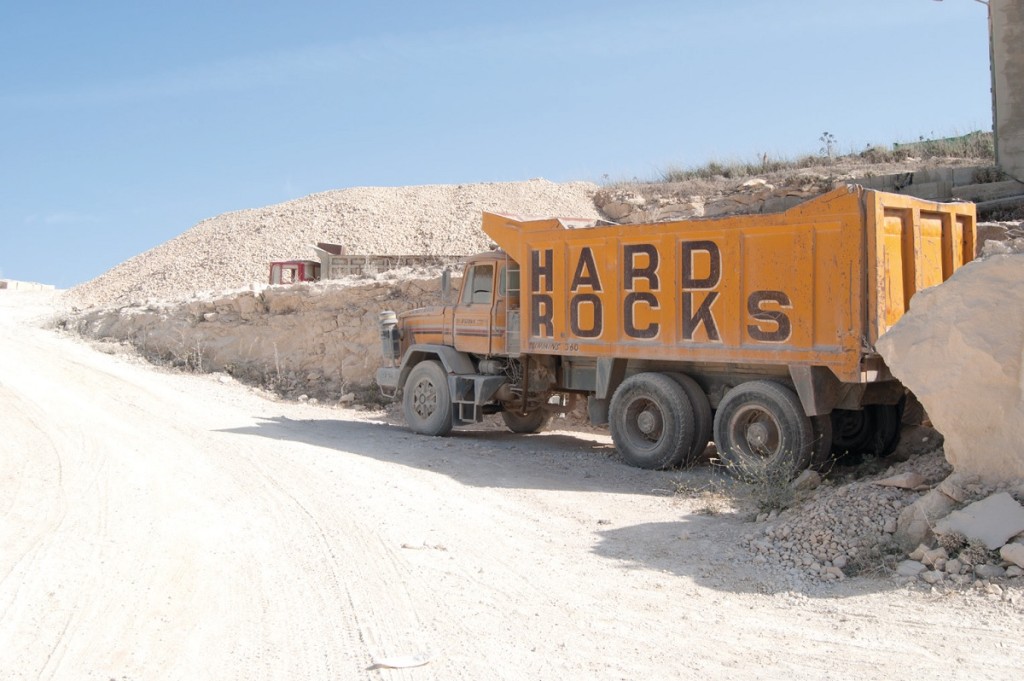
[[233, 448, 485, 681], [0, 389, 69, 607]]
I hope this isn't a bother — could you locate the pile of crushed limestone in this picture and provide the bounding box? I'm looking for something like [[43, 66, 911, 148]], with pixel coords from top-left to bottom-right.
[[742, 446, 1021, 582], [68, 179, 600, 307]]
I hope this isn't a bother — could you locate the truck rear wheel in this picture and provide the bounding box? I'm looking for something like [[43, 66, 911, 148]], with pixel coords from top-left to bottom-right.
[[501, 408, 551, 434], [829, 408, 873, 460], [403, 360, 453, 436], [609, 373, 695, 470], [871, 403, 902, 458], [713, 381, 813, 479], [666, 372, 713, 466], [810, 415, 835, 470], [830, 400, 902, 462]]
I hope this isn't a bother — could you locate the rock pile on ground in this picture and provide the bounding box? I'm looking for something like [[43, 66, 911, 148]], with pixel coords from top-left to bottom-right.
[[893, 481, 1024, 591], [743, 449, 952, 582], [743, 447, 1024, 590], [68, 180, 599, 307]]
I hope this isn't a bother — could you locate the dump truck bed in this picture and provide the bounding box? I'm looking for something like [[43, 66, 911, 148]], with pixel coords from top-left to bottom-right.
[[482, 185, 975, 383]]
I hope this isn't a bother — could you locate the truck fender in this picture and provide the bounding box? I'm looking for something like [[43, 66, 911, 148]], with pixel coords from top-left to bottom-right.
[[396, 344, 475, 388]]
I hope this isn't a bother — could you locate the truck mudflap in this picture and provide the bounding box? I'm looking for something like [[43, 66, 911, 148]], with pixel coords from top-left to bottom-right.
[[376, 367, 401, 397]]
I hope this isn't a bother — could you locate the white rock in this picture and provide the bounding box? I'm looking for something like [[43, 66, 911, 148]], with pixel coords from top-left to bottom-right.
[[908, 544, 930, 562], [974, 564, 1006, 579], [790, 469, 821, 492], [875, 256, 1024, 483], [896, 489, 957, 550], [874, 472, 927, 490], [999, 542, 1024, 568], [934, 493, 1024, 550], [896, 560, 926, 577], [1006, 565, 1023, 578], [921, 547, 948, 568]]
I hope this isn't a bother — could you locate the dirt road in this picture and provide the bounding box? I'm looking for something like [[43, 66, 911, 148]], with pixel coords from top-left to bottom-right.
[[1, 291, 1021, 680]]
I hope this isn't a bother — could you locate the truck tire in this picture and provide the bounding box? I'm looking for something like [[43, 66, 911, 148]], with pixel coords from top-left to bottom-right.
[[609, 372, 695, 470], [869, 402, 902, 458], [809, 414, 835, 470], [666, 372, 713, 466], [403, 360, 453, 436], [830, 400, 903, 462], [713, 380, 813, 479], [829, 408, 873, 460], [501, 408, 551, 434]]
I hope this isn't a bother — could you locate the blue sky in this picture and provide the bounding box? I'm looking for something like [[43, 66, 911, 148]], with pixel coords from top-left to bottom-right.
[[0, 1, 992, 288]]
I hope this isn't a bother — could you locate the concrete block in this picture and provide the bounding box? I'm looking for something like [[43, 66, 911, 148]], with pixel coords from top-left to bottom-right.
[[952, 180, 1024, 202]]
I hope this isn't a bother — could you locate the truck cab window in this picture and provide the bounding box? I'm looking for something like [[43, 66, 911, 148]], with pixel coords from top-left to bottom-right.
[[462, 264, 494, 305]]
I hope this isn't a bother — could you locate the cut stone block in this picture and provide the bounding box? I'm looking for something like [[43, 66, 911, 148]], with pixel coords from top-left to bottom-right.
[[934, 492, 1024, 550]]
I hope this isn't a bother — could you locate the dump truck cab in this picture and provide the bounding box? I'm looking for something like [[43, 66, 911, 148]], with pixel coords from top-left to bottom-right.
[[377, 248, 553, 436]]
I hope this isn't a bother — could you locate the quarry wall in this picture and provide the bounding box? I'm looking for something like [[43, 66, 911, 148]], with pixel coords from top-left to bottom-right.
[[66, 276, 446, 401]]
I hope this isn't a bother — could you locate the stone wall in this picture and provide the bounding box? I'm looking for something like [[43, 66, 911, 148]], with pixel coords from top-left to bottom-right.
[[66, 276, 447, 400]]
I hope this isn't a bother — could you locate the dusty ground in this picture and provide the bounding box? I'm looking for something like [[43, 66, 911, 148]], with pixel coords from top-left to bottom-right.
[[2, 290, 1022, 680]]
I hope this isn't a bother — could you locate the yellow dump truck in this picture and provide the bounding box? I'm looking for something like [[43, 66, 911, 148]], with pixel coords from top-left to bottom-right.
[[376, 185, 976, 474]]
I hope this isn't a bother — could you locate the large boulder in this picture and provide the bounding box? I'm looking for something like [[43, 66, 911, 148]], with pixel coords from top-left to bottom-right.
[[876, 253, 1024, 484]]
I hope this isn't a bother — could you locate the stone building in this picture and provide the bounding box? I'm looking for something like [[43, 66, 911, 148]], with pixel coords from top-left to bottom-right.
[[991, 0, 1024, 181]]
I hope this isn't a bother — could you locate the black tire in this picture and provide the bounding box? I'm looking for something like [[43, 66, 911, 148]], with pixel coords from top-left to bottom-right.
[[666, 372, 713, 466], [713, 380, 814, 479], [501, 408, 551, 434], [402, 360, 453, 436], [810, 414, 835, 470], [830, 408, 874, 459], [609, 372, 695, 469], [869, 402, 903, 458], [831, 400, 903, 462]]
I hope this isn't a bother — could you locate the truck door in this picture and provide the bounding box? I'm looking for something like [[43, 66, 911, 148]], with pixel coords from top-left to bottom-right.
[[492, 261, 520, 356], [453, 262, 496, 355]]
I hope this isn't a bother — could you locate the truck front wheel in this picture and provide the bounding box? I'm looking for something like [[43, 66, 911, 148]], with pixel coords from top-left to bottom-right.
[[713, 381, 813, 479], [403, 360, 453, 436], [609, 373, 695, 470]]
